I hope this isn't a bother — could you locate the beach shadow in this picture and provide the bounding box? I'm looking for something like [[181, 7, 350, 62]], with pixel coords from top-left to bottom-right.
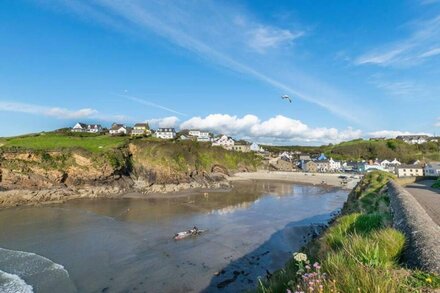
[[201, 211, 339, 293]]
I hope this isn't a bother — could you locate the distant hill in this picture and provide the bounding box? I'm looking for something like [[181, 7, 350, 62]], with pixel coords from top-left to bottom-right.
[[263, 138, 440, 163]]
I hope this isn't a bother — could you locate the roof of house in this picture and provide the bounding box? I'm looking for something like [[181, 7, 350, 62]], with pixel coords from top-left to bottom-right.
[[110, 124, 125, 130], [426, 162, 440, 168], [88, 124, 102, 129], [134, 123, 150, 128], [396, 135, 430, 140], [74, 122, 88, 128], [397, 164, 424, 169]]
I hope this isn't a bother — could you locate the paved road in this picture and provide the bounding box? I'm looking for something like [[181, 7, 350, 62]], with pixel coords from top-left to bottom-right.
[[405, 180, 440, 226]]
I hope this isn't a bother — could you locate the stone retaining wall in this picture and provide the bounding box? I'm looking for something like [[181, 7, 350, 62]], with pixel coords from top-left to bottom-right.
[[387, 180, 440, 274]]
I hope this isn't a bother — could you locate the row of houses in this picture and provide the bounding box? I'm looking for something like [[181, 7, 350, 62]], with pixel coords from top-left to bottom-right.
[[73, 122, 180, 139], [273, 151, 440, 178], [71, 122, 265, 153], [396, 135, 438, 144]]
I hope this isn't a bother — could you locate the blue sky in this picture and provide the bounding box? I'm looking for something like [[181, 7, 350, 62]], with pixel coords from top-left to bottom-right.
[[0, 0, 439, 144]]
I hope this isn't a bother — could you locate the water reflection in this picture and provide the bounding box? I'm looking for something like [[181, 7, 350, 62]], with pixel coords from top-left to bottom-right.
[[0, 180, 348, 293]]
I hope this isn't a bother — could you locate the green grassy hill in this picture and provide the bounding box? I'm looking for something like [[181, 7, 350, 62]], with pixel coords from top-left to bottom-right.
[[0, 132, 262, 187], [263, 138, 440, 163], [0, 132, 128, 152]]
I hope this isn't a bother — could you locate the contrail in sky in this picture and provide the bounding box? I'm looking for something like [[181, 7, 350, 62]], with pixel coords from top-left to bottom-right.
[[115, 94, 187, 116]]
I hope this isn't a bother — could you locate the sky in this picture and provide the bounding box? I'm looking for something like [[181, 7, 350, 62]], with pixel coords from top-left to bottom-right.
[[0, 0, 439, 145]]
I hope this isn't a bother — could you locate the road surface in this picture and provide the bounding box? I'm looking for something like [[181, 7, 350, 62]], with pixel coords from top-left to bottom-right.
[[404, 180, 440, 226]]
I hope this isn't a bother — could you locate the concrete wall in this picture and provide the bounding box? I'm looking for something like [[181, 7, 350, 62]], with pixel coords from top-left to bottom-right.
[[387, 180, 440, 274]]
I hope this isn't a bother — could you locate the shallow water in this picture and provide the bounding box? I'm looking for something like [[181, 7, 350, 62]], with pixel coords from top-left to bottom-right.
[[0, 180, 348, 293]]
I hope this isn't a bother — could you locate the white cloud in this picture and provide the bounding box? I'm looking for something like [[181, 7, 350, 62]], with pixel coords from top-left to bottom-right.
[[180, 114, 362, 144], [356, 15, 440, 67], [247, 26, 303, 53], [435, 118, 440, 127], [368, 130, 431, 138], [147, 116, 180, 128]]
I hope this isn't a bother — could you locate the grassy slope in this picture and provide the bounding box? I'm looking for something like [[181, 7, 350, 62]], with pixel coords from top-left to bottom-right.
[[0, 133, 261, 174], [0, 132, 128, 152], [257, 171, 440, 293], [131, 140, 261, 174], [263, 139, 440, 163]]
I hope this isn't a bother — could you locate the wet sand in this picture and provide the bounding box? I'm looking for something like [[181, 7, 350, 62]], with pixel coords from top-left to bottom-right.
[[231, 171, 361, 189]]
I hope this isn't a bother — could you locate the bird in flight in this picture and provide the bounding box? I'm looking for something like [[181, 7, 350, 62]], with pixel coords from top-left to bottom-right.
[[281, 95, 292, 103]]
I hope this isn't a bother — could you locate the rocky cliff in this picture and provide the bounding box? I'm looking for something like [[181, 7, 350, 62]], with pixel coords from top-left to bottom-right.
[[0, 140, 260, 207]]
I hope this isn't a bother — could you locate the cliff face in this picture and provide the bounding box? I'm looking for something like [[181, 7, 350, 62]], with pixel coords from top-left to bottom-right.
[[0, 140, 260, 192], [0, 149, 130, 190]]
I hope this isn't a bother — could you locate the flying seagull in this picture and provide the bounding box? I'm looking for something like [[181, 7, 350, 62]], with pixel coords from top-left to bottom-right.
[[281, 95, 292, 103]]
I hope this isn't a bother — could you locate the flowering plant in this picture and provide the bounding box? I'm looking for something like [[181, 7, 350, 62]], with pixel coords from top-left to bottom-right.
[[289, 253, 333, 293]]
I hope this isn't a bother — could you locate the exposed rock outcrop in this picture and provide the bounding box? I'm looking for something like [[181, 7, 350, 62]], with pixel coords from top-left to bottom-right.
[[0, 142, 256, 207]]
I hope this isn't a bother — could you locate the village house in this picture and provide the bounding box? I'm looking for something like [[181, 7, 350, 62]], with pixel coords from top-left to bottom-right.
[[269, 157, 295, 171], [342, 161, 365, 173], [380, 159, 391, 168], [155, 128, 176, 139], [188, 130, 211, 142], [109, 123, 129, 135], [396, 135, 430, 144], [396, 164, 424, 178], [279, 151, 293, 162], [328, 158, 341, 171], [424, 162, 440, 177], [212, 135, 235, 149], [299, 155, 312, 170], [250, 142, 264, 152], [131, 123, 151, 136], [303, 160, 318, 173], [231, 144, 251, 152], [71, 122, 102, 133], [315, 160, 330, 172], [363, 160, 386, 172]]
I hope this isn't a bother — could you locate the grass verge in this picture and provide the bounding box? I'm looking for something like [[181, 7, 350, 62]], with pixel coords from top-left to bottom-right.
[[256, 171, 440, 293]]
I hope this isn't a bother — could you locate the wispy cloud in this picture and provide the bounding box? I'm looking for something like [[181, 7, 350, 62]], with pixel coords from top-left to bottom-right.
[[147, 116, 180, 128], [43, 0, 366, 124], [419, 47, 440, 58], [117, 94, 187, 116], [180, 114, 362, 144], [247, 26, 303, 53], [355, 15, 440, 67], [0, 101, 129, 122], [435, 118, 440, 127]]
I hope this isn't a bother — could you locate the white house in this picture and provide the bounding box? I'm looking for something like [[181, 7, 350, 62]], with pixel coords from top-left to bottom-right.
[[380, 159, 391, 168], [329, 158, 341, 171], [424, 162, 440, 176], [71, 122, 102, 133], [188, 130, 211, 142], [390, 158, 401, 166], [396, 165, 424, 178], [109, 123, 128, 135], [131, 123, 151, 136], [212, 135, 235, 149], [155, 128, 176, 139], [250, 142, 264, 152], [396, 135, 430, 144]]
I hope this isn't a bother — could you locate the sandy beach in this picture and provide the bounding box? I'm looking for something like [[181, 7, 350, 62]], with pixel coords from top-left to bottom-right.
[[230, 171, 361, 190]]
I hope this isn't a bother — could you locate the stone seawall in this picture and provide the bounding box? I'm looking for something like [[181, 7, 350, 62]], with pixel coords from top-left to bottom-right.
[[387, 180, 440, 274]]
